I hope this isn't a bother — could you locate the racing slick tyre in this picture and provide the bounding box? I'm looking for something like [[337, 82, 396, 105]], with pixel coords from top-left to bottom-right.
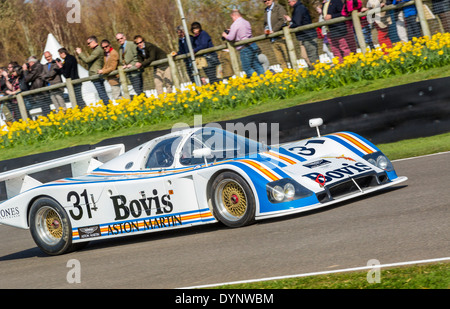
[[29, 197, 84, 255], [211, 171, 256, 228]]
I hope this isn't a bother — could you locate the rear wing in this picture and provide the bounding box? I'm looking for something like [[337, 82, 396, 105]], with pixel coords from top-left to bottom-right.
[[0, 144, 124, 200]]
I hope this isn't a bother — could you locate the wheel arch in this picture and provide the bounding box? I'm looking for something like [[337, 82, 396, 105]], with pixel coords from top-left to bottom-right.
[[206, 167, 258, 207], [205, 166, 262, 227], [206, 169, 236, 202]]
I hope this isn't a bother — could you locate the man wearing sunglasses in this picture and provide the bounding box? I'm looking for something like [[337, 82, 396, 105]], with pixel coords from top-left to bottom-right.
[[98, 40, 121, 101], [134, 35, 173, 96], [76, 36, 110, 104]]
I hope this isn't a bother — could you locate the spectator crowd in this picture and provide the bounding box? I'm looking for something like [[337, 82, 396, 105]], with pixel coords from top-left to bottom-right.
[[1, 0, 448, 126]]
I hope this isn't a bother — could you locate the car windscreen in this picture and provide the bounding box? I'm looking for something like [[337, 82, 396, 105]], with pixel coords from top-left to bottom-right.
[[145, 136, 183, 169], [180, 128, 263, 166]]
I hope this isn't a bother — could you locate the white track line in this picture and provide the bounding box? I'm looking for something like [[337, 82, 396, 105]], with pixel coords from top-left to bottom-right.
[[179, 257, 450, 289]]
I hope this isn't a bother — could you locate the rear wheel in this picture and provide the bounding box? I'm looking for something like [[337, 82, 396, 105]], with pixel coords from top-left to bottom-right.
[[29, 197, 82, 255], [211, 172, 256, 227]]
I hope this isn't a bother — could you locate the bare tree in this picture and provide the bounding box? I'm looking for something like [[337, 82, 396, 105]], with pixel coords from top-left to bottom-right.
[[0, 0, 321, 66]]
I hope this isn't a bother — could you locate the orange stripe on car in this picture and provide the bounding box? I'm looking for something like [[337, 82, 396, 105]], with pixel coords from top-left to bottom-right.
[[264, 151, 297, 165], [240, 159, 280, 181], [334, 133, 374, 154]]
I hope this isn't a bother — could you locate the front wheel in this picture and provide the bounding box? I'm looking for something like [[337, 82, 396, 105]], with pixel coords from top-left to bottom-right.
[[211, 172, 256, 228], [29, 197, 77, 255]]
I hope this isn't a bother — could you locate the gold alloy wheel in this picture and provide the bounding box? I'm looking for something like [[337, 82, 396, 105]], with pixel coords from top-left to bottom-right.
[[221, 182, 247, 217], [45, 209, 63, 239], [214, 179, 248, 222], [35, 206, 64, 245]]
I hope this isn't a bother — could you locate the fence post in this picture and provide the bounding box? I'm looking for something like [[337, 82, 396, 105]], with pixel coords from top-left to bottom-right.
[[226, 42, 241, 77], [283, 26, 298, 70], [167, 53, 181, 90], [65, 78, 78, 108], [352, 10, 367, 53], [16, 93, 28, 120], [414, 0, 431, 37], [283, 26, 298, 69], [118, 67, 131, 100]]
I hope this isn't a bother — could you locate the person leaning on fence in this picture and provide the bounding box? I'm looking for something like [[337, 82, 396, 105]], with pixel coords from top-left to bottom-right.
[[98, 39, 121, 101], [134, 35, 173, 96], [432, 0, 450, 32], [285, 0, 320, 69], [322, 0, 352, 62], [340, 0, 361, 53], [173, 26, 195, 83], [191, 22, 220, 85], [316, 4, 335, 61], [222, 9, 265, 77], [0, 68, 14, 125], [393, 0, 422, 42], [263, 0, 290, 70], [76, 36, 110, 105], [350, 0, 376, 50], [365, 0, 393, 49], [22, 56, 51, 116], [57, 48, 86, 109], [43, 51, 66, 112], [116, 32, 143, 97]]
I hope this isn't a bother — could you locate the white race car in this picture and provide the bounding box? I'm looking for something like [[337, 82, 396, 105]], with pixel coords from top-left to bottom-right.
[[0, 119, 407, 255]]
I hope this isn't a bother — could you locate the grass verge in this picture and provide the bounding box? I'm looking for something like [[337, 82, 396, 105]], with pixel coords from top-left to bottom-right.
[[377, 132, 450, 160], [211, 262, 450, 289]]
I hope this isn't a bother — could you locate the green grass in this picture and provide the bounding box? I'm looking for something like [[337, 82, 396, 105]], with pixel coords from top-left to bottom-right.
[[211, 262, 450, 289], [377, 132, 450, 160], [1, 65, 449, 161]]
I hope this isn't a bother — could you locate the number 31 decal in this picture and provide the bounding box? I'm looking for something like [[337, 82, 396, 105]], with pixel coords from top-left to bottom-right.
[[288, 140, 325, 156], [68, 189, 98, 220]]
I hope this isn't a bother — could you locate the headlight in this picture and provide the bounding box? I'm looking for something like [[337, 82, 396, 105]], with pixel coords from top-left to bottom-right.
[[377, 155, 389, 170], [284, 183, 295, 199], [364, 152, 394, 172], [267, 179, 313, 203], [271, 185, 285, 202]]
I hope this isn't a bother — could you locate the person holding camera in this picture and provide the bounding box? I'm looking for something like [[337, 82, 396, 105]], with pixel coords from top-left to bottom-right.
[[222, 9, 265, 77], [57, 48, 86, 109]]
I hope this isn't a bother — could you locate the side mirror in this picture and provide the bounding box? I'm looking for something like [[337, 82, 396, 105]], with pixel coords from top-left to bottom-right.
[[193, 148, 212, 167], [309, 118, 323, 137]]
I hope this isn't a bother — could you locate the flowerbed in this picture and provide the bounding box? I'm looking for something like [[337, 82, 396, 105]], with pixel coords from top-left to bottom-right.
[[1, 33, 449, 149]]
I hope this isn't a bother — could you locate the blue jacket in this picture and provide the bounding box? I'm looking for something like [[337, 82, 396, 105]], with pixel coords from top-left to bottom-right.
[[178, 35, 194, 55], [393, 0, 417, 18], [193, 30, 214, 53]]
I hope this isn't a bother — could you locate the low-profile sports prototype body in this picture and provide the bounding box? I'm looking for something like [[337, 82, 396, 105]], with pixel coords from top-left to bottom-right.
[[0, 119, 407, 255]]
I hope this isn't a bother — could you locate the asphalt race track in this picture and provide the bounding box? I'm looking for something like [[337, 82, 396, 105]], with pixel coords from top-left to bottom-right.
[[0, 152, 449, 289]]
